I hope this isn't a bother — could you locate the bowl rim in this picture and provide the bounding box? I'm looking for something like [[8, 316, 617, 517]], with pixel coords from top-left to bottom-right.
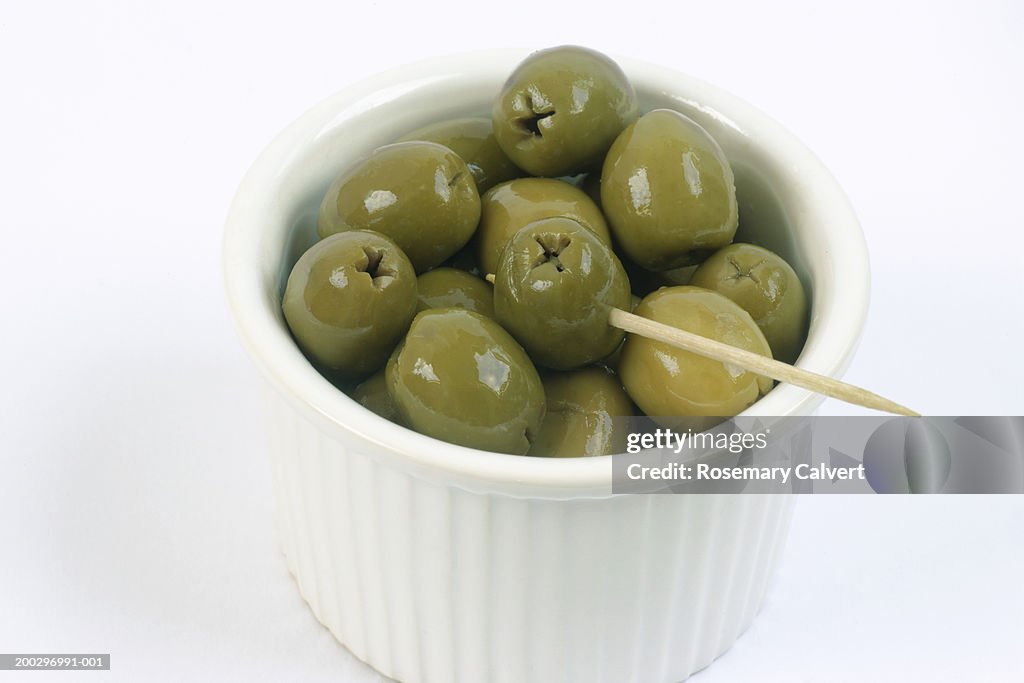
[[223, 48, 870, 494]]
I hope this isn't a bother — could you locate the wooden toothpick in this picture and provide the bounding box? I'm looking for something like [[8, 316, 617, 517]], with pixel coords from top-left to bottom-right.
[[485, 273, 918, 416], [607, 308, 918, 417]]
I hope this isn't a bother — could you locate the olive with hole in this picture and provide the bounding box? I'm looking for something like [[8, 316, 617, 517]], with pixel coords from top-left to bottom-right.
[[350, 369, 402, 423], [602, 109, 738, 271], [690, 243, 808, 364], [283, 230, 417, 378], [492, 45, 639, 177], [416, 267, 494, 318], [494, 217, 631, 370], [386, 308, 545, 454], [618, 286, 773, 429], [475, 177, 611, 277], [317, 141, 481, 272], [529, 366, 635, 458], [398, 117, 522, 193]]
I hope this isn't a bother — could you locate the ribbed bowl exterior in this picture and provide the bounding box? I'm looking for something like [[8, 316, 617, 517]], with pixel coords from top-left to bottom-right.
[[266, 388, 795, 683]]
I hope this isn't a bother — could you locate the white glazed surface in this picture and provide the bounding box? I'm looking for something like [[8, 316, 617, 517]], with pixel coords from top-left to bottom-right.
[[223, 50, 869, 682]]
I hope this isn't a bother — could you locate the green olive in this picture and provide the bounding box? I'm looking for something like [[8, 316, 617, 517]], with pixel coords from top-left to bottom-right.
[[602, 109, 738, 271], [397, 117, 522, 193], [690, 243, 809, 364], [350, 369, 402, 423], [492, 45, 639, 177], [282, 230, 417, 378], [317, 141, 481, 272], [618, 286, 773, 428], [529, 367, 634, 458], [494, 217, 631, 370], [475, 177, 611, 277], [386, 308, 545, 454], [416, 267, 494, 318]]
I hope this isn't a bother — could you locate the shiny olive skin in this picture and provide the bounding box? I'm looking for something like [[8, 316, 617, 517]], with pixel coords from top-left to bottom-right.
[[283, 230, 417, 378], [350, 369, 402, 423], [398, 117, 522, 193], [317, 141, 481, 273], [602, 109, 738, 271], [494, 218, 631, 370], [416, 267, 494, 318], [529, 366, 634, 457], [690, 243, 808, 364], [386, 308, 545, 455], [493, 45, 639, 177], [475, 177, 611, 277], [619, 286, 773, 428]]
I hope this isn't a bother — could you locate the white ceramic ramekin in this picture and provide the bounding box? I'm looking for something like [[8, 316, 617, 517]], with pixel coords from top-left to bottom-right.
[[223, 50, 869, 683]]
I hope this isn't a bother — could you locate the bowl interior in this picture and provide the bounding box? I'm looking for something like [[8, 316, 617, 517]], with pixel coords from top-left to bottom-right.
[[225, 51, 868, 493]]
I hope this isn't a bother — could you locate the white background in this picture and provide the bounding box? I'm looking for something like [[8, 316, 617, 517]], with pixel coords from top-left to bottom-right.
[[2, 1, 1023, 681]]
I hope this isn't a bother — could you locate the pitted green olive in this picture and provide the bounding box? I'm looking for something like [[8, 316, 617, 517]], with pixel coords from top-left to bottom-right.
[[416, 267, 494, 318], [494, 217, 631, 370], [386, 308, 545, 454], [350, 369, 402, 423], [398, 117, 522, 193], [282, 230, 417, 379], [602, 109, 738, 271], [529, 367, 634, 458], [618, 286, 773, 428], [317, 141, 481, 272], [690, 243, 808, 364], [475, 177, 611, 277], [492, 45, 639, 177]]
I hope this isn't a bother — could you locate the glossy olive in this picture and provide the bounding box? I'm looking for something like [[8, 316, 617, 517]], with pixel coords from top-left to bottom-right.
[[494, 218, 631, 370], [317, 141, 481, 272], [386, 308, 545, 454], [416, 267, 494, 318], [602, 109, 738, 271], [690, 243, 809, 364], [492, 45, 639, 177], [398, 117, 522, 193], [529, 367, 634, 458], [350, 369, 402, 423], [475, 177, 611, 277], [619, 286, 773, 428], [282, 230, 417, 378]]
